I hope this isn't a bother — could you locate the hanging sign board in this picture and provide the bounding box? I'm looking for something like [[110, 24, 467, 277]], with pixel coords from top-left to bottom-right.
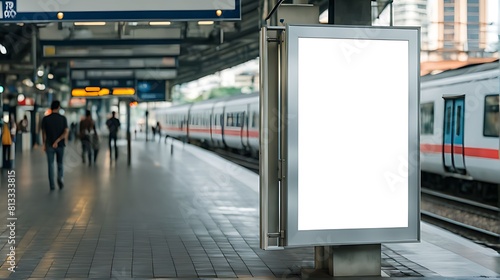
[[0, 0, 240, 22]]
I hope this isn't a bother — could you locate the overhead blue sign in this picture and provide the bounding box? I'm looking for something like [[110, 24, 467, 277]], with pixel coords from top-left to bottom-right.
[[136, 80, 166, 102], [0, 0, 240, 22]]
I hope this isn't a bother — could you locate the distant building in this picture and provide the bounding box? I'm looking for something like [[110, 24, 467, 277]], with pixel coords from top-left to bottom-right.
[[435, 0, 488, 59], [392, 0, 496, 74]]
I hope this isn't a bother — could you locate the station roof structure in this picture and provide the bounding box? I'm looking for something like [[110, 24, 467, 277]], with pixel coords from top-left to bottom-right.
[[0, 0, 392, 90]]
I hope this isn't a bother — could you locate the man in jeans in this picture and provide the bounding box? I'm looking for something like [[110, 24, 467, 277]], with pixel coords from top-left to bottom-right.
[[42, 100, 68, 191]]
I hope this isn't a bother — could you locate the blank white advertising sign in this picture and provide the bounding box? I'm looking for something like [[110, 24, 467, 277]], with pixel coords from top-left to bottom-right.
[[297, 38, 409, 230]]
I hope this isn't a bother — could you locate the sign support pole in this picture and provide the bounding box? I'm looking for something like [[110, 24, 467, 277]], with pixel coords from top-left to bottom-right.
[[259, 26, 283, 250]]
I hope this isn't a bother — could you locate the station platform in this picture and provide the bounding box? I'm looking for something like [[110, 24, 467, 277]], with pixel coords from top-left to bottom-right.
[[0, 136, 498, 279]]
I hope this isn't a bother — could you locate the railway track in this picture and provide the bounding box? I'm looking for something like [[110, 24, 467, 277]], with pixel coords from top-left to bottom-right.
[[211, 148, 260, 173], [421, 188, 500, 251]]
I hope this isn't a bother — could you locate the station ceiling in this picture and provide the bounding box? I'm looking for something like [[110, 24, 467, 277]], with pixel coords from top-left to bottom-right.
[[0, 0, 391, 92]]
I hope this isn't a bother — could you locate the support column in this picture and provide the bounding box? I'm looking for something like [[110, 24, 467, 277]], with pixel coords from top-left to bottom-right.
[[331, 244, 381, 276]]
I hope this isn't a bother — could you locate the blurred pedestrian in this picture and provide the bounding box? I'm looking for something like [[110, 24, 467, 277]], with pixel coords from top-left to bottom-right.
[[41, 100, 68, 190], [18, 115, 28, 133], [156, 121, 161, 142], [106, 111, 120, 161], [80, 110, 97, 166], [1, 119, 12, 168]]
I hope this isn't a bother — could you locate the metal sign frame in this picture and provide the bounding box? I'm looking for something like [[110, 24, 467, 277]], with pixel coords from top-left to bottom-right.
[[260, 25, 420, 249], [284, 25, 420, 247]]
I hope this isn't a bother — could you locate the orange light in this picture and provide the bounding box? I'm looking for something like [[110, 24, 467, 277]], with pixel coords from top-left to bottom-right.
[[85, 86, 101, 92], [71, 88, 109, 97], [72, 88, 97, 97], [129, 101, 138, 107], [98, 88, 110, 96], [113, 88, 135, 95]]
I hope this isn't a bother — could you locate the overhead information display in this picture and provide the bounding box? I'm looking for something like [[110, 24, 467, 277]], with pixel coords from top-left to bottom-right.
[[0, 0, 240, 22]]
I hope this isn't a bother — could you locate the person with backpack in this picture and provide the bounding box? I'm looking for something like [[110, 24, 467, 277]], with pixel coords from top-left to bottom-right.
[[106, 111, 120, 161]]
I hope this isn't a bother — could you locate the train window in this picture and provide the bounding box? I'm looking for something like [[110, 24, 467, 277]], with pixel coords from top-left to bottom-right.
[[420, 102, 434, 135], [483, 95, 499, 137], [456, 106, 461, 136], [227, 113, 234, 126], [445, 109, 451, 134], [239, 112, 244, 127]]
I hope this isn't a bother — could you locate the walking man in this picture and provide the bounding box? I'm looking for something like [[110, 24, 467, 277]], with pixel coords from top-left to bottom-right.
[[41, 100, 68, 191], [106, 111, 120, 161]]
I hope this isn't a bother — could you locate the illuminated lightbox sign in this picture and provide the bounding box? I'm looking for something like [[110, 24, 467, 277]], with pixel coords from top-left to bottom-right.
[[0, 0, 240, 22], [285, 25, 420, 247]]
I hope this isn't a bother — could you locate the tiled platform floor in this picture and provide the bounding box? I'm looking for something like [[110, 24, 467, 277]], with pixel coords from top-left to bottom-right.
[[0, 136, 498, 279]]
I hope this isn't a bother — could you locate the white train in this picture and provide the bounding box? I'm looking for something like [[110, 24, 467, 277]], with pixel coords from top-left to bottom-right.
[[155, 93, 260, 156], [420, 62, 500, 186], [156, 62, 500, 188]]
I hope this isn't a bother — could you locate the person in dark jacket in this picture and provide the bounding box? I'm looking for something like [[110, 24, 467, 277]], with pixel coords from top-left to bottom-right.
[[41, 100, 68, 190]]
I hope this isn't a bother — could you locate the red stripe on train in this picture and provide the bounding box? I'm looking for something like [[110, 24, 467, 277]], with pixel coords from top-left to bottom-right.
[[421, 144, 499, 159]]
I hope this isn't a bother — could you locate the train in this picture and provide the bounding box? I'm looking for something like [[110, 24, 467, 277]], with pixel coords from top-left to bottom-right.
[[155, 61, 500, 190]]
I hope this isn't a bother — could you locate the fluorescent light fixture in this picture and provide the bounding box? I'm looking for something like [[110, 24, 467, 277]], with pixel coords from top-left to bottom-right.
[[74, 22, 106, 26], [149, 21, 171, 26], [198, 21, 214, 25]]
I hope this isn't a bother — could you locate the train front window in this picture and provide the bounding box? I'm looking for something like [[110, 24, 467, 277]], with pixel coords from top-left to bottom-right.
[[420, 102, 434, 134], [484, 95, 499, 137]]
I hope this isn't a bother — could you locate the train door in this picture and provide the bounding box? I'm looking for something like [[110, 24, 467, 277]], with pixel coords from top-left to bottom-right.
[[442, 96, 466, 174]]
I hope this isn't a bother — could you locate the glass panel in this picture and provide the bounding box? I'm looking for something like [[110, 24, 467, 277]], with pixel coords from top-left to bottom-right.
[[484, 95, 500, 137], [420, 102, 434, 135], [446, 108, 452, 133]]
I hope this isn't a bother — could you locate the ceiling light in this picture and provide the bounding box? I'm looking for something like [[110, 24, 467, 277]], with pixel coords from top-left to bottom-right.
[[149, 21, 171, 26], [198, 21, 214, 25], [0, 44, 6, 55], [74, 22, 106, 26], [47, 73, 54, 79]]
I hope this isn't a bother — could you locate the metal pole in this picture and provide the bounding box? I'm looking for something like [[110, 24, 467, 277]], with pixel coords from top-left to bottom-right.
[[31, 25, 38, 148], [328, 0, 334, 24], [145, 103, 149, 141], [390, 0, 394, 26], [127, 100, 131, 166]]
